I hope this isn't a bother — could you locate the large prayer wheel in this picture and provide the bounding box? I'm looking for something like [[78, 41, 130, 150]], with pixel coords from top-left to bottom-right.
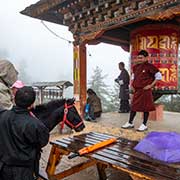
[[130, 24, 179, 94]]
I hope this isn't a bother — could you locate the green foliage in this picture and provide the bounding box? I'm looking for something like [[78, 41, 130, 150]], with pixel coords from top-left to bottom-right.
[[158, 95, 180, 112], [88, 66, 119, 112], [88, 66, 110, 112], [108, 83, 120, 112], [88, 66, 108, 95]]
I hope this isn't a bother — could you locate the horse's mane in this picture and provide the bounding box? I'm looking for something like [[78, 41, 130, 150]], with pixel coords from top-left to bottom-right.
[[32, 98, 75, 119], [36, 99, 65, 112]]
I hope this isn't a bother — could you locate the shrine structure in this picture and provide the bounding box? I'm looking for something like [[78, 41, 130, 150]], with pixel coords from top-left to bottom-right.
[[21, 0, 180, 114]]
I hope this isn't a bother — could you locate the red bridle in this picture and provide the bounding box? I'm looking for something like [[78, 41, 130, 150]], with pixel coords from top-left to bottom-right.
[[61, 103, 83, 130]]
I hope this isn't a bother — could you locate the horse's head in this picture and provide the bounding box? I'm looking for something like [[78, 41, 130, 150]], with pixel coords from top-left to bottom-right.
[[61, 98, 85, 132], [33, 98, 85, 132]]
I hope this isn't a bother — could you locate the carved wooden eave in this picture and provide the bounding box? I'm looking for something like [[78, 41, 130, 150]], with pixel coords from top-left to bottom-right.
[[147, 5, 180, 21], [21, 0, 180, 50]]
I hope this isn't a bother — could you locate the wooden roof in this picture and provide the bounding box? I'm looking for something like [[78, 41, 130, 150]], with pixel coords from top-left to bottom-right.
[[21, 0, 180, 49]]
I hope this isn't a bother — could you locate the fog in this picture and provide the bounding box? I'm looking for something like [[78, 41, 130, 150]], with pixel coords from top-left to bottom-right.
[[0, 0, 130, 87]]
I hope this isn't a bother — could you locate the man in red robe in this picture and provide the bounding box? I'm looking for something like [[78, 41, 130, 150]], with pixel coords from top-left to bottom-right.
[[122, 50, 162, 131]]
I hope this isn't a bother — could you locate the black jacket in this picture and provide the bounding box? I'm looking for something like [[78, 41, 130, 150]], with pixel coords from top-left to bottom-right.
[[117, 69, 130, 100], [0, 106, 49, 167]]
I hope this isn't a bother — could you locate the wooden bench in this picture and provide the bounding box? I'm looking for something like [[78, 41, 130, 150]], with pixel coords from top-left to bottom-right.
[[40, 132, 180, 180]]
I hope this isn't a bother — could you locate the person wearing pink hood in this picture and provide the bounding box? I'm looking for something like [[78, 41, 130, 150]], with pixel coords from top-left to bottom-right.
[[11, 80, 25, 96]]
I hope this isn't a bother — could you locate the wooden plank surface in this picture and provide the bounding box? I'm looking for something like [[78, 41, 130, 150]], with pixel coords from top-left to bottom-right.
[[50, 132, 180, 180], [39, 169, 49, 180]]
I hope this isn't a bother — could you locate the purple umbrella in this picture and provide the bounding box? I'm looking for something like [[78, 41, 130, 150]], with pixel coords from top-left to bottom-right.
[[134, 132, 180, 163]]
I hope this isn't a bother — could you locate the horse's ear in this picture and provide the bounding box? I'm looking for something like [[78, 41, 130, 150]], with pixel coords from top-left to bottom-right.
[[72, 97, 76, 103], [66, 98, 75, 105]]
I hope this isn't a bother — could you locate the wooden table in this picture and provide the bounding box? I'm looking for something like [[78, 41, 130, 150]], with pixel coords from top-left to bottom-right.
[[40, 132, 180, 180]]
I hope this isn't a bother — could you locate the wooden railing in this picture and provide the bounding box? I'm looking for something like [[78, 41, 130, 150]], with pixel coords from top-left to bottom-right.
[[34, 88, 63, 104]]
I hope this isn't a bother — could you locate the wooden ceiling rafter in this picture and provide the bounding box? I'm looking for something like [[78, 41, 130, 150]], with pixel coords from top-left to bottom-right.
[[22, 0, 66, 17], [55, 0, 88, 23], [147, 4, 180, 21], [79, 0, 178, 34], [61, 1, 98, 26], [21, 0, 179, 27], [98, 38, 129, 51], [101, 35, 129, 44], [69, 0, 178, 35], [63, 0, 113, 26], [65, 0, 134, 32], [21, 0, 179, 48]]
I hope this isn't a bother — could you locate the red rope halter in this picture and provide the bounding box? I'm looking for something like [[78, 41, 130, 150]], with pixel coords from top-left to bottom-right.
[[61, 103, 83, 130]]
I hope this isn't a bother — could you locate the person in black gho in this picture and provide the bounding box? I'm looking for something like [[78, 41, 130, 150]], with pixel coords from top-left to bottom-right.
[[0, 86, 49, 180], [115, 62, 130, 113]]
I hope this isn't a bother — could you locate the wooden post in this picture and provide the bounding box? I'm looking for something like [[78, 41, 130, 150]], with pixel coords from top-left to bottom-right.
[[97, 163, 107, 180], [39, 87, 44, 104], [73, 44, 87, 114], [46, 145, 69, 176], [46, 145, 62, 175]]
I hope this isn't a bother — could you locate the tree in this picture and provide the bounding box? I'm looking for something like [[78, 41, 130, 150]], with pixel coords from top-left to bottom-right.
[[88, 66, 111, 112], [108, 83, 120, 112]]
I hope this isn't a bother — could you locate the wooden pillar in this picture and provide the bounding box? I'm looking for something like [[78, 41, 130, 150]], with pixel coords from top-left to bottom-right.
[[73, 44, 87, 114], [39, 86, 45, 104], [97, 163, 107, 180]]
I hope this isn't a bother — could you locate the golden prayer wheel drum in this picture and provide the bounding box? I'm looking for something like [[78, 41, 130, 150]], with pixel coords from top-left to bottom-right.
[[130, 24, 179, 94]]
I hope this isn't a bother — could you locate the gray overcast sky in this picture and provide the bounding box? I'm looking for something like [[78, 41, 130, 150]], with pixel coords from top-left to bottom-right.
[[0, 0, 130, 87]]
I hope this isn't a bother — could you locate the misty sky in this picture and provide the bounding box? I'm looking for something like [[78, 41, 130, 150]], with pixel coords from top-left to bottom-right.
[[0, 0, 130, 88]]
